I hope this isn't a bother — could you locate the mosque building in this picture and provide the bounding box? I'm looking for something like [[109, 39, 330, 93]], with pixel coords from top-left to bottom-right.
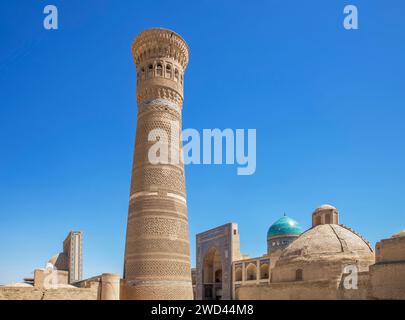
[[1, 28, 404, 300], [194, 204, 405, 300], [2, 204, 404, 300]]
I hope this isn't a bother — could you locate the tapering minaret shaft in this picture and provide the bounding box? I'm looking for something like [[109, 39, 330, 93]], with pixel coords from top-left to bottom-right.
[[123, 28, 192, 300]]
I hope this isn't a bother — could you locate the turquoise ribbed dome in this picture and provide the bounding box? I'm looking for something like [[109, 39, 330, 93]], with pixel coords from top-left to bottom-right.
[[267, 216, 302, 238]]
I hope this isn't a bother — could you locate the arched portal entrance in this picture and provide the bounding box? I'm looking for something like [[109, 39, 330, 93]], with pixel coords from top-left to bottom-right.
[[202, 247, 223, 300]]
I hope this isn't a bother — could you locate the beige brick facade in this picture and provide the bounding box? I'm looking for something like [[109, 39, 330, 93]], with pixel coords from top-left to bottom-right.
[[122, 28, 193, 300], [196, 205, 405, 300]]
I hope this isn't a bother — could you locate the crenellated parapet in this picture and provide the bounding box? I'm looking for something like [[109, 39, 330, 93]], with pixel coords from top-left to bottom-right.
[[312, 204, 339, 227]]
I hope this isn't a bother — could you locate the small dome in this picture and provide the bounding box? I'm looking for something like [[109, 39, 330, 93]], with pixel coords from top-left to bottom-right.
[[314, 204, 337, 212], [267, 216, 302, 238], [312, 204, 339, 226]]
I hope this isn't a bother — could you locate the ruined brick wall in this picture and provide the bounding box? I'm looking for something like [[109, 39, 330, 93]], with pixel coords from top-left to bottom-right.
[[236, 280, 339, 300], [0, 286, 98, 300]]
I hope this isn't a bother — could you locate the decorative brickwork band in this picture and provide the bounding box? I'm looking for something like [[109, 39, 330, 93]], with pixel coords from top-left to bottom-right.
[[123, 28, 193, 300]]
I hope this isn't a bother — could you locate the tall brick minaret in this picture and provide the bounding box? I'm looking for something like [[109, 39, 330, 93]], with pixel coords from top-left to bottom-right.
[[123, 28, 193, 300]]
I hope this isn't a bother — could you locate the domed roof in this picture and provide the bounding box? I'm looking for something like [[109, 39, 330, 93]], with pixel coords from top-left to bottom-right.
[[279, 224, 373, 261], [267, 216, 302, 238], [314, 204, 337, 212]]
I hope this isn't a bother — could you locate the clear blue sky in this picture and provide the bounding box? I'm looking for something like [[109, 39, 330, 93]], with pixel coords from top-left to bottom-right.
[[1, 0, 404, 284]]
